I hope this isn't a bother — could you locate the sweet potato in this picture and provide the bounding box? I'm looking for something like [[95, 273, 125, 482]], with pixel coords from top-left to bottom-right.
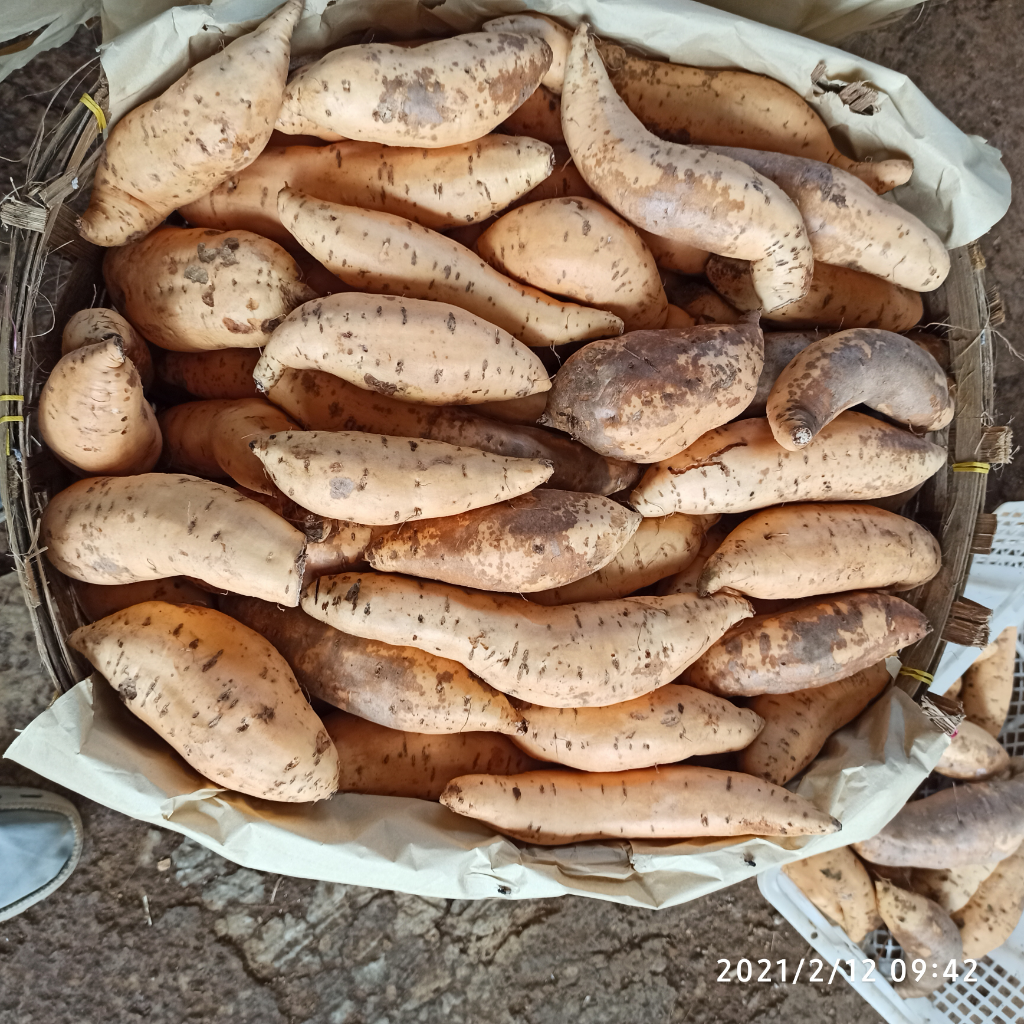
[[62, 307, 153, 388], [709, 147, 948, 291], [874, 880, 962, 999], [595, 41, 912, 194], [514, 683, 763, 772], [738, 662, 891, 784], [854, 764, 1024, 867], [657, 524, 729, 596], [440, 765, 840, 844], [209, 399, 300, 495], [953, 844, 1024, 959], [277, 33, 552, 145], [267, 369, 638, 496], [325, 711, 540, 800], [512, 146, 595, 205], [690, 595, 927, 697], [636, 231, 709, 276], [912, 862, 1002, 914], [302, 521, 376, 580], [962, 625, 1017, 736], [540, 314, 763, 462], [251, 430, 552, 524], [473, 392, 547, 426], [946, 676, 963, 700], [935, 721, 1010, 780], [699, 503, 942, 600], [180, 137, 556, 244], [529, 514, 705, 605], [631, 412, 947, 516], [69, 601, 337, 801], [482, 13, 570, 92], [72, 577, 215, 621], [103, 227, 315, 352], [782, 847, 881, 942], [157, 400, 234, 478], [279, 188, 622, 347], [221, 595, 526, 735], [767, 329, 953, 450], [663, 304, 697, 329], [42, 474, 306, 604], [663, 277, 741, 325], [707, 255, 924, 333], [563, 27, 813, 312], [305, 572, 751, 708], [157, 349, 261, 400], [39, 340, 162, 476], [477, 197, 669, 331], [366, 489, 640, 593], [745, 331, 822, 417], [79, 0, 302, 246], [253, 293, 550, 405], [498, 85, 563, 143]]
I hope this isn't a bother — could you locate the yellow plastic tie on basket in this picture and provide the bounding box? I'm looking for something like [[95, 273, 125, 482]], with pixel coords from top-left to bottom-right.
[[79, 93, 107, 138], [953, 461, 991, 474], [897, 667, 935, 685], [2, 395, 23, 456]]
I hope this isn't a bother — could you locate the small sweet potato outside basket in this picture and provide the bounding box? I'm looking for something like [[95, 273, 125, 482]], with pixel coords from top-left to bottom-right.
[[0, 0, 1014, 907]]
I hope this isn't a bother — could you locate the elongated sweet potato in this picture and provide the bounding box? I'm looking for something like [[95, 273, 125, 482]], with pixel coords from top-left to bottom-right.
[[541, 314, 764, 462], [278, 33, 552, 144], [40, 339, 162, 476], [953, 844, 1024, 959], [596, 41, 912, 194], [79, 0, 303, 246], [477, 197, 668, 331], [157, 348, 261, 400], [529, 514, 705, 605], [253, 293, 550, 405], [912, 862, 1002, 914], [267, 369, 638, 496], [767, 329, 953, 450], [631, 412, 947, 517], [104, 227, 315, 352], [562, 27, 813, 312], [70, 601, 337, 801], [180, 137, 556, 244], [279, 188, 622, 347], [738, 663, 891, 784], [689, 595, 927, 696], [72, 577, 215, 621], [782, 847, 881, 942], [700, 503, 941, 600], [221, 595, 525, 735], [962, 625, 1017, 736], [158, 400, 234, 478], [935, 721, 1010, 780], [366, 489, 640, 592], [62, 307, 153, 388], [42, 474, 306, 604], [440, 765, 840, 844], [514, 683, 763, 772], [304, 572, 751, 707], [483, 13, 570, 92], [498, 85, 563, 143]]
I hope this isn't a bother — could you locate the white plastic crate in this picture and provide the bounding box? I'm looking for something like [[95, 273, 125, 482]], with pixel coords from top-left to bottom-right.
[[759, 502, 1024, 1024]]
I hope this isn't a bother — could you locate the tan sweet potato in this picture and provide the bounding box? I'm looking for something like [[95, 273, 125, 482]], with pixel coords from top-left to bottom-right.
[[366, 489, 640, 592], [72, 577, 215, 621], [209, 399, 300, 495], [953, 844, 1024, 959], [689, 595, 928, 697], [782, 847, 881, 942], [631, 412, 947, 516], [62, 307, 154, 388], [440, 765, 840, 844], [767, 328, 953, 450], [562, 27, 813, 312], [699, 503, 942, 600], [935, 721, 1011, 780], [157, 349, 260, 400], [738, 662, 892, 784], [540, 314, 764, 462], [962, 625, 1017, 736], [912, 862, 1002, 914], [69, 601, 337, 801], [636, 231, 709, 276], [477, 197, 669, 331], [305, 572, 751, 708], [657, 524, 729, 596], [663, 304, 697, 329], [42, 474, 306, 605], [498, 85, 563, 143], [511, 146, 595, 205], [157, 400, 234, 478], [103, 227, 315, 352], [482, 13, 570, 93], [79, 0, 302, 246]]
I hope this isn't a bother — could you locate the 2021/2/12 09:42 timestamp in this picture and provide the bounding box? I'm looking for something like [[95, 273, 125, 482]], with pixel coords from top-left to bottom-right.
[[717, 957, 979, 984]]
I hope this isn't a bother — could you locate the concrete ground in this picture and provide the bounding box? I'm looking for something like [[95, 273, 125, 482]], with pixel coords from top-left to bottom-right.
[[1, 2, 1020, 1021]]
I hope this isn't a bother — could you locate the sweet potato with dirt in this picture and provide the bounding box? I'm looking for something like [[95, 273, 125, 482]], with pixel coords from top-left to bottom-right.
[[253, 293, 550, 405], [767, 328, 953, 450], [42, 474, 306, 604], [953, 844, 1024, 959], [72, 577, 215, 621], [477, 197, 669, 331], [366, 489, 640, 593], [440, 765, 840, 844], [104, 227, 315, 352], [277, 32, 552, 145], [79, 0, 303, 246], [962, 625, 1017, 736], [782, 847, 881, 942], [483, 13, 570, 92], [278, 188, 622, 347], [912, 862, 1002, 914], [62, 307, 153, 388], [39, 340, 162, 476], [935, 720, 1011, 780], [689, 595, 928, 697], [69, 601, 338, 801], [746, 332, 822, 417], [472, 392, 548, 426], [157, 348, 261, 400], [631, 412, 947, 517], [541, 314, 764, 463], [304, 572, 751, 708]]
